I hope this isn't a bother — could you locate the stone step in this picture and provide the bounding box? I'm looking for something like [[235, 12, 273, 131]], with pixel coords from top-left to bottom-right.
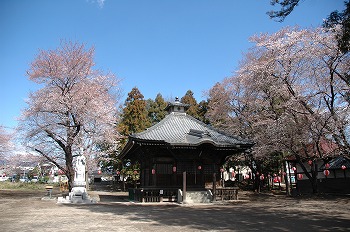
[[185, 190, 212, 203]]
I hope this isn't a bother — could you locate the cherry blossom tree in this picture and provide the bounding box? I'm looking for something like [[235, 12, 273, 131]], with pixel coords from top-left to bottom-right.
[[249, 26, 349, 151], [0, 126, 13, 175], [0, 126, 12, 159], [19, 41, 121, 190], [207, 26, 350, 193]]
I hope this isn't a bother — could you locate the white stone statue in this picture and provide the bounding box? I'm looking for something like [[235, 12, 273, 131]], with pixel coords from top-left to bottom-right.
[[74, 155, 86, 187], [57, 153, 94, 203]]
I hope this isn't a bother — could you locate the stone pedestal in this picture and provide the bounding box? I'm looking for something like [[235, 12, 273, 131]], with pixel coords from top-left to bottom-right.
[[68, 187, 88, 203]]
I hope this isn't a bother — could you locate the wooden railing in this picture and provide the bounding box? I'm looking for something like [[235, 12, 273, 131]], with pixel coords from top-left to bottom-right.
[[215, 187, 239, 200], [129, 187, 239, 202], [129, 188, 178, 203]]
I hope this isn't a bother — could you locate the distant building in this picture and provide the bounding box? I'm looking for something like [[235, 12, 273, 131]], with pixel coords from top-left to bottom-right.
[[286, 147, 350, 194]]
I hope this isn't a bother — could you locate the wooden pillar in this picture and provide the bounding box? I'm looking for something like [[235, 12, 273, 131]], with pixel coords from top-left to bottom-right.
[[183, 171, 186, 203], [212, 172, 216, 201]]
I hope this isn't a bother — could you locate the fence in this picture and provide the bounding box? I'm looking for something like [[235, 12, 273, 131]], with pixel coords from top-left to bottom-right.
[[215, 187, 239, 200], [129, 188, 178, 202]]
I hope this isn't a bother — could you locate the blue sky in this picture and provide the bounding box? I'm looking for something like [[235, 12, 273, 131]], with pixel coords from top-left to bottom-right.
[[0, 0, 345, 130]]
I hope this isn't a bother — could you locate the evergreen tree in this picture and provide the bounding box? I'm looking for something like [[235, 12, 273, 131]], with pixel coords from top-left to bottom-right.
[[323, 1, 350, 53], [118, 87, 151, 137], [181, 90, 200, 119], [206, 82, 232, 130], [198, 100, 210, 124], [147, 93, 167, 125], [267, 0, 300, 22]]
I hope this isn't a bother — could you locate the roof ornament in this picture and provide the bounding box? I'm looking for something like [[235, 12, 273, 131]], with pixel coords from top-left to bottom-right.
[[165, 97, 189, 114]]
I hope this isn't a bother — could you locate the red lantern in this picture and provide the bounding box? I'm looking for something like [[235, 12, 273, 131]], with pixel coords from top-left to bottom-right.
[[98, 170, 102, 175], [323, 170, 330, 176], [297, 174, 303, 180], [325, 163, 330, 169], [152, 169, 156, 174], [198, 165, 202, 170], [172, 166, 177, 172], [308, 160, 313, 166], [292, 167, 297, 171], [341, 165, 346, 170]]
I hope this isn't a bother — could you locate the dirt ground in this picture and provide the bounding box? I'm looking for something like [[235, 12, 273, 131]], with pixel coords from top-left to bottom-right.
[[0, 186, 349, 232]]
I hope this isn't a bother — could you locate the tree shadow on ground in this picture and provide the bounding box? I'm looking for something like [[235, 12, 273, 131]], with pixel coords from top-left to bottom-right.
[[65, 194, 350, 232]]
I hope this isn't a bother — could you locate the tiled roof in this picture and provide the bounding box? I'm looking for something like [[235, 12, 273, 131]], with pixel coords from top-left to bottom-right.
[[130, 112, 253, 147], [321, 155, 350, 170]]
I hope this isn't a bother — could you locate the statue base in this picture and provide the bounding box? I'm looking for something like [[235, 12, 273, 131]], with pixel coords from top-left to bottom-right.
[[57, 187, 96, 204]]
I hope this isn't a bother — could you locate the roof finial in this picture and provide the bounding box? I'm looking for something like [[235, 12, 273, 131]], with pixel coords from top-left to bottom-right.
[[165, 96, 189, 113]]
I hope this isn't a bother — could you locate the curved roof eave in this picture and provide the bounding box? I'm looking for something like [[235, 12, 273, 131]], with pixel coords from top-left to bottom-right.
[[126, 136, 253, 150]]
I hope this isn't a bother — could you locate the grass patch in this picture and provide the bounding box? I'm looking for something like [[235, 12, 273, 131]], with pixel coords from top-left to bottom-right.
[[0, 181, 47, 190]]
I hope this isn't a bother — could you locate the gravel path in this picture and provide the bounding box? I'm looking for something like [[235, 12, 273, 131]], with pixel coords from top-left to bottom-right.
[[0, 188, 349, 232]]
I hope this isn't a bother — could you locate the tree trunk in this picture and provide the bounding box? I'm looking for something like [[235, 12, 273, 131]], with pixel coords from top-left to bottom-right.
[[66, 164, 75, 191], [296, 158, 318, 194], [65, 147, 75, 192], [284, 163, 291, 196], [34, 148, 75, 191], [310, 162, 318, 194]]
